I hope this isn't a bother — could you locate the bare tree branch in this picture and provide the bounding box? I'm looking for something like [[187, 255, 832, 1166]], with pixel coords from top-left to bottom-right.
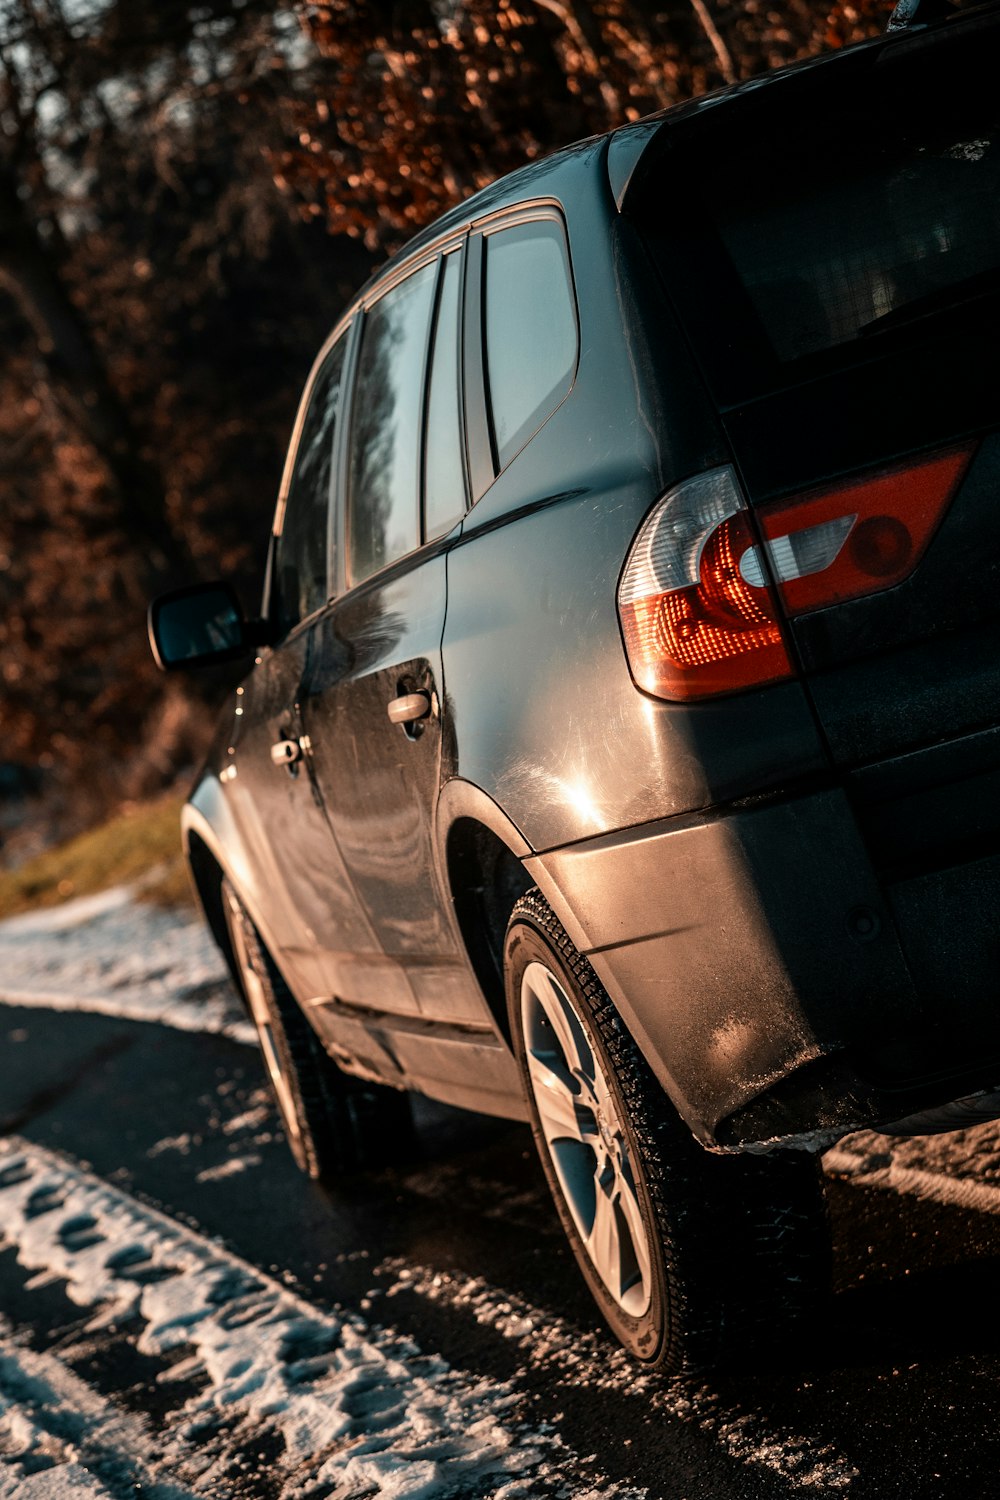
[[687, 0, 737, 84]]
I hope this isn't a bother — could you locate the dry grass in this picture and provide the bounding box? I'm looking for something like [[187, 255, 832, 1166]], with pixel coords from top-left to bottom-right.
[[0, 793, 194, 918]]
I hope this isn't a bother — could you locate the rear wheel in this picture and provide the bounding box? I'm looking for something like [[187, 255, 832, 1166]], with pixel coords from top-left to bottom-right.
[[222, 879, 414, 1179], [504, 890, 829, 1370]]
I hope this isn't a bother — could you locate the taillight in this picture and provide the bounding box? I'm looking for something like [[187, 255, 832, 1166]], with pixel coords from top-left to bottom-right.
[[618, 445, 975, 703], [618, 467, 793, 701], [748, 445, 974, 616]]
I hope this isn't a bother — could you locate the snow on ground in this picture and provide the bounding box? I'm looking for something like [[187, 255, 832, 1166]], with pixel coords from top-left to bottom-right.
[[0, 1137, 635, 1500], [0, 886, 253, 1044], [825, 1128, 1000, 1215], [0, 1313, 202, 1500]]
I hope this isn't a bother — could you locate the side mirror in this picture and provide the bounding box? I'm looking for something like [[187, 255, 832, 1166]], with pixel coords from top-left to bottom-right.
[[148, 582, 249, 671]]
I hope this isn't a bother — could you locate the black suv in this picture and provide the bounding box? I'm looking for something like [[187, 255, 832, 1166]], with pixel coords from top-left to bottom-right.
[[151, 2, 1000, 1370]]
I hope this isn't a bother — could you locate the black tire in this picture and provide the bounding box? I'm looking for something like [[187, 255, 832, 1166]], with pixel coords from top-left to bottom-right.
[[222, 879, 414, 1180], [504, 889, 829, 1371]]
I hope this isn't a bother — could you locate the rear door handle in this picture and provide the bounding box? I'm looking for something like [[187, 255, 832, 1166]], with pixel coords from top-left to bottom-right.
[[270, 738, 302, 767], [387, 691, 432, 726]]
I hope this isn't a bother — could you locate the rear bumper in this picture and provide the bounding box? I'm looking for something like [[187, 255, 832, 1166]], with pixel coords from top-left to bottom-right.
[[525, 785, 1000, 1150]]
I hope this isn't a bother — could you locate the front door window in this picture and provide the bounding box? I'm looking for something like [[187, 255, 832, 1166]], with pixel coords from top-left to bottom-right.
[[347, 261, 438, 584], [272, 334, 347, 634]]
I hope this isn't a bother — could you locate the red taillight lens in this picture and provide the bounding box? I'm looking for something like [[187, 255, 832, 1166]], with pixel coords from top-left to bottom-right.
[[618, 446, 976, 703], [746, 445, 975, 616], [618, 467, 793, 701]]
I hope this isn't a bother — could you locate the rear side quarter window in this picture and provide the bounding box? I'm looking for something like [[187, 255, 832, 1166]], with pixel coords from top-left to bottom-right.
[[424, 250, 467, 540], [482, 217, 578, 471]]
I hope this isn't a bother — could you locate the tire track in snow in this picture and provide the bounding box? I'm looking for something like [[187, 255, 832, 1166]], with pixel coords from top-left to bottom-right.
[[0, 1319, 202, 1500], [0, 1137, 640, 1500]]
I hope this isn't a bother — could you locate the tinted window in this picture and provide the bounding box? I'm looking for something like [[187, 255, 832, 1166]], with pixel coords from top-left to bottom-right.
[[633, 33, 1000, 400], [424, 251, 466, 539], [711, 121, 1000, 365], [483, 220, 577, 470], [349, 262, 437, 584], [273, 335, 347, 633]]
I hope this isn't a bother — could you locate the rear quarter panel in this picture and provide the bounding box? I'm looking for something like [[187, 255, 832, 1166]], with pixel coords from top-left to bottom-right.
[[442, 163, 825, 853]]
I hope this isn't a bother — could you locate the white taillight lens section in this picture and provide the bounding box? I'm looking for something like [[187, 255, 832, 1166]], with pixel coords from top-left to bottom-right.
[[740, 515, 857, 588], [619, 468, 743, 603], [618, 467, 794, 701]]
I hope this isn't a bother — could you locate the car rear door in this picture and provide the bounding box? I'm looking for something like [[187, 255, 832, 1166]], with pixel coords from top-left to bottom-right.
[[298, 240, 480, 1022]]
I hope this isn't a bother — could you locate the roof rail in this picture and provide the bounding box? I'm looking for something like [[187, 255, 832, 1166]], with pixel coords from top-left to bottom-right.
[[887, 0, 954, 30]]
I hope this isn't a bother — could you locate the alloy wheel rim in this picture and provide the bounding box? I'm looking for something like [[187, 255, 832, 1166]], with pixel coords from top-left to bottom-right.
[[520, 961, 652, 1318]]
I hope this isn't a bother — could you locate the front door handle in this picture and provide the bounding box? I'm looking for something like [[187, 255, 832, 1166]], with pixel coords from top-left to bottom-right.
[[270, 738, 302, 768], [387, 691, 432, 726]]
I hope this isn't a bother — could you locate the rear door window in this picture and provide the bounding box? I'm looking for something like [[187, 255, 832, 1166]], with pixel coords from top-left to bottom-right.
[[348, 261, 437, 585], [272, 333, 348, 634], [482, 218, 577, 471]]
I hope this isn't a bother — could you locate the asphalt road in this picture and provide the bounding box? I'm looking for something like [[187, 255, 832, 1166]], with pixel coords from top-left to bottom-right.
[[2, 1002, 1000, 1498]]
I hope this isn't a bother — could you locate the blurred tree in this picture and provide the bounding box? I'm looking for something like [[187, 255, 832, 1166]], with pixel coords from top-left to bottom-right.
[[287, 0, 894, 251], [0, 0, 370, 821]]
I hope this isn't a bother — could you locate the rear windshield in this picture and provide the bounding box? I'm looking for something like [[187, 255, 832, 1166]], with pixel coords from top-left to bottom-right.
[[634, 19, 1000, 401]]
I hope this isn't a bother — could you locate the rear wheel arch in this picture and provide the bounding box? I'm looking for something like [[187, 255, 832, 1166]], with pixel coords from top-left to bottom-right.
[[437, 782, 535, 1044], [445, 817, 534, 1044]]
